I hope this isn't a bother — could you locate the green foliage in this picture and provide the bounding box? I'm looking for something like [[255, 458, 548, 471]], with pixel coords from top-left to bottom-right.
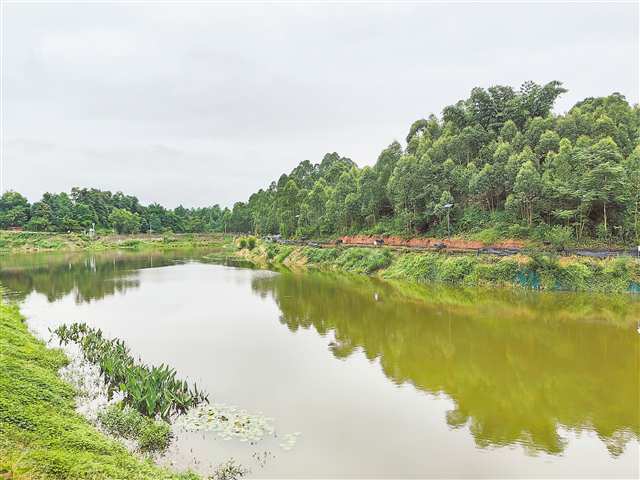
[[301, 247, 392, 274], [274, 245, 294, 263], [303, 247, 341, 263], [0, 301, 197, 479], [2, 83, 639, 246], [547, 225, 574, 249], [265, 242, 280, 260], [54, 323, 208, 419], [1, 187, 231, 234], [236, 236, 257, 250], [210, 83, 639, 246], [109, 208, 142, 234], [98, 404, 172, 453], [381, 251, 639, 292]]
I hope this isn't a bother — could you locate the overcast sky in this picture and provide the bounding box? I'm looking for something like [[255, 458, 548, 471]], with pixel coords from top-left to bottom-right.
[[2, 1, 638, 208]]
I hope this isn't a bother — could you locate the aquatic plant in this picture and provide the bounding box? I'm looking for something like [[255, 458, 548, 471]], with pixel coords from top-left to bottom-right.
[[54, 323, 208, 419], [210, 459, 250, 480], [176, 403, 276, 443], [98, 404, 172, 453], [0, 301, 196, 479]]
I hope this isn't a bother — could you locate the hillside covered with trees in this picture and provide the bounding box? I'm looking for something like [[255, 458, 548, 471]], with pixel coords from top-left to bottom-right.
[[2, 81, 639, 244], [228, 81, 639, 245]]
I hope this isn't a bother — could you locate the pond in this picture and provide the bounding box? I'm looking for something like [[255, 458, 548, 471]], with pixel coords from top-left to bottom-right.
[[1, 250, 638, 478]]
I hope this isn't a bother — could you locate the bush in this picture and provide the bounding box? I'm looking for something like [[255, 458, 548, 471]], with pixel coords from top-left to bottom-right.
[[98, 404, 172, 453], [274, 245, 293, 263], [472, 227, 501, 245], [438, 256, 476, 283], [303, 247, 340, 263], [333, 248, 393, 274], [265, 243, 280, 260], [237, 238, 247, 249], [138, 420, 172, 453], [246, 236, 256, 250], [546, 225, 574, 249]]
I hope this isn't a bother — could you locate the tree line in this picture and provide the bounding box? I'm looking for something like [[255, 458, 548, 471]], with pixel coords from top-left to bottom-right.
[[227, 81, 640, 244], [1, 81, 639, 242], [0, 188, 232, 234]]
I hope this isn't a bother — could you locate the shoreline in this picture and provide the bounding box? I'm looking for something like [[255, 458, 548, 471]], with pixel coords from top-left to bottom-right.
[[0, 300, 200, 480], [0, 231, 233, 255], [234, 239, 640, 294], [0, 287, 293, 480]]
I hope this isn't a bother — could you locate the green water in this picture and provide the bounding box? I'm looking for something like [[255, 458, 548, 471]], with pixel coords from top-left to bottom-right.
[[1, 250, 638, 478]]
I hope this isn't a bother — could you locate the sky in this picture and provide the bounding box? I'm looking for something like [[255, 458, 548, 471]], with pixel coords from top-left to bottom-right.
[[2, 1, 638, 208]]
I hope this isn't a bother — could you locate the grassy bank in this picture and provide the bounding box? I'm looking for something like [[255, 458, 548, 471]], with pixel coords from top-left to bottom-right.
[[0, 231, 233, 255], [237, 241, 640, 293], [0, 301, 198, 480]]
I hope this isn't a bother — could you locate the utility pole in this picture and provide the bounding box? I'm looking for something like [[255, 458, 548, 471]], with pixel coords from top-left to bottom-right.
[[444, 203, 454, 239]]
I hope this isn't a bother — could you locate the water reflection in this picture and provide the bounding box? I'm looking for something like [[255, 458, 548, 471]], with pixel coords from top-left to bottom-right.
[[0, 250, 210, 303], [251, 271, 640, 457]]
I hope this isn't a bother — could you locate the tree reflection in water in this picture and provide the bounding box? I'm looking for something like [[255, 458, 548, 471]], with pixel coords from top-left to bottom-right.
[[251, 271, 640, 457], [0, 250, 207, 304]]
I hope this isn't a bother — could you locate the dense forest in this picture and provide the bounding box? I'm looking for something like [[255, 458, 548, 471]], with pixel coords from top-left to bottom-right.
[[228, 81, 639, 244], [2, 81, 639, 243]]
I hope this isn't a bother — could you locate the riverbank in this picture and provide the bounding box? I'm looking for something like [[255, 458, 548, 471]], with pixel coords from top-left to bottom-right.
[[0, 300, 199, 480], [0, 231, 233, 255], [235, 240, 640, 293]]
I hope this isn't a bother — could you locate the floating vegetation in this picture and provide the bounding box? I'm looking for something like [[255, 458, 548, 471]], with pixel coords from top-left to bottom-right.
[[43, 320, 301, 475], [176, 403, 275, 443], [279, 432, 301, 451], [210, 458, 250, 480], [55, 322, 208, 419]]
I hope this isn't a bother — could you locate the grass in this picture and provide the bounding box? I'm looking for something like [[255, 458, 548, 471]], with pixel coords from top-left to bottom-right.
[[0, 300, 199, 480], [98, 404, 172, 454], [0, 231, 231, 255], [256, 242, 640, 293]]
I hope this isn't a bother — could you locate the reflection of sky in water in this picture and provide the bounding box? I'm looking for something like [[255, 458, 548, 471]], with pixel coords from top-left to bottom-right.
[[5, 251, 639, 478]]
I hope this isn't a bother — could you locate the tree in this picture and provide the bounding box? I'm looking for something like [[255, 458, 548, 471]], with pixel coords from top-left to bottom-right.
[[0, 191, 30, 228], [108, 208, 141, 234], [580, 162, 627, 236], [624, 146, 640, 242], [507, 161, 543, 226], [27, 202, 53, 231]]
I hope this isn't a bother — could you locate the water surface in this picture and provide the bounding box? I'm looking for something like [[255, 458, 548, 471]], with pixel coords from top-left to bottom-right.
[[1, 250, 638, 478]]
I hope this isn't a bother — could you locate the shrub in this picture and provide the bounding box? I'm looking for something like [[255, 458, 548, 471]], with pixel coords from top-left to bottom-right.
[[438, 256, 476, 283], [237, 238, 247, 249], [546, 225, 573, 249], [303, 247, 340, 263], [265, 243, 280, 260], [333, 248, 393, 274], [274, 245, 293, 263], [246, 236, 256, 250], [138, 420, 172, 453], [473, 227, 501, 245], [98, 404, 172, 453]]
